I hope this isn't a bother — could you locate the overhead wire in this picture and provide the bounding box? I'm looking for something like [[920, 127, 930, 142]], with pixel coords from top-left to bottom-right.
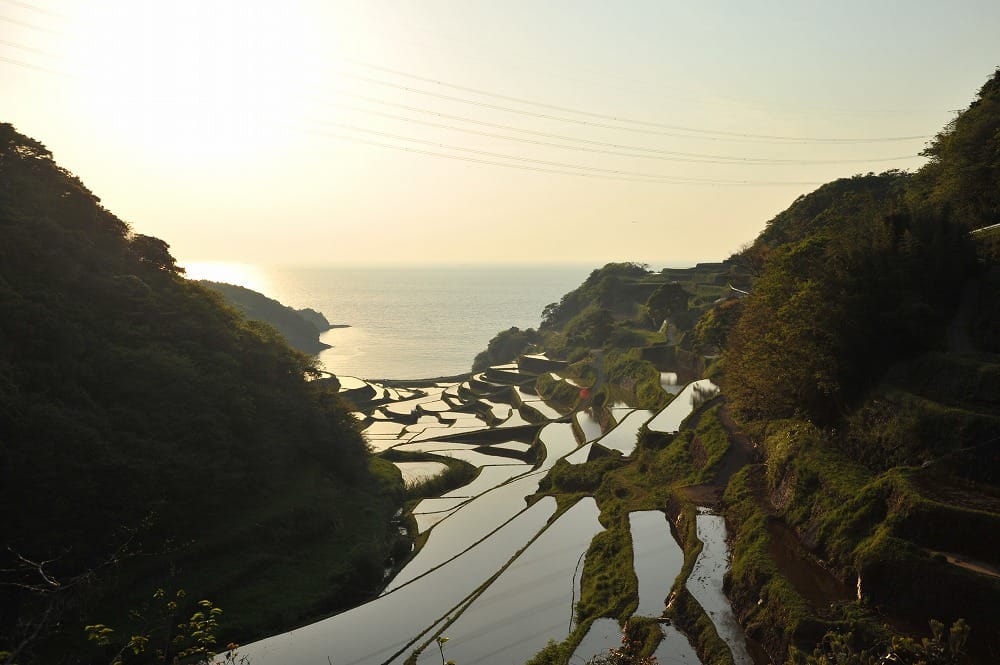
[[0, 37, 53, 57], [337, 10, 944, 117], [332, 70, 929, 146], [308, 122, 823, 186], [324, 94, 921, 166], [0, 13, 60, 34], [0, 0, 60, 17], [308, 128, 687, 184], [0, 53, 63, 75], [0, 9, 929, 184], [340, 60, 932, 143]]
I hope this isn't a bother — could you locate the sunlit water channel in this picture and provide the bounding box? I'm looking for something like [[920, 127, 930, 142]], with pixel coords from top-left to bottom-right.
[[648, 379, 720, 434], [596, 409, 655, 456], [236, 498, 557, 665], [686, 509, 755, 665], [235, 372, 756, 665], [416, 498, 603, 665], [630, 511, 684, 617]]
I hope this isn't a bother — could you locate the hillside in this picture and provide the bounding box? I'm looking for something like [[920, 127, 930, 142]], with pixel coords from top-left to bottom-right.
[[712, 70, 1000, 664], [3, 62, 999, 665], [470, 68, 1000, 665], [0, 124, 404, 664], [199, 280, 338, 355]]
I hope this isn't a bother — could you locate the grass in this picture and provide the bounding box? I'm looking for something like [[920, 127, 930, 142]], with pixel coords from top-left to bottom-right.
[[536, 371, 587, 409], [689, 405, 731, 483], [522, 414, 743, 665], [380, 448, 478, 501], [723, 465, 840, 659], [602, 348, 672, 410], [742, 413, 1000, 662]]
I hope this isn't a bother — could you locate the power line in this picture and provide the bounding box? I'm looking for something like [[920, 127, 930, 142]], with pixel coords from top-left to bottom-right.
[[325, 102, 747, 167], [322, 120, 804, 182], [324, 94, 920, 167], [0, 0, 60, 17], [309, 127, 671, 184], [0, 13, 59, 34], [341, 60, 932, 143], [0, 53, 64, 76], [0, 38, 52, 57], [308, 122, 822, 186], [332, 70, 928, 146], [336, 13, 944, 117]]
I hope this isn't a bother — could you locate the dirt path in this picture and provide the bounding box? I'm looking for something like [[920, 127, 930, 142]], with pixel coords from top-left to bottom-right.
[[680, 403, 760, 506]]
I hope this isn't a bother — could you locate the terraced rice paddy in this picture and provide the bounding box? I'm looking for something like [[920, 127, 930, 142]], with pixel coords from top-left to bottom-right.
[[237, 365, 746, 664], [647, 379, 720, 434], [595, 409, 655, 456]]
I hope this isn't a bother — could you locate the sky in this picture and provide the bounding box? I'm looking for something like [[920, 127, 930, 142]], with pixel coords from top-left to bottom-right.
[[3, 0, 1000, 268]]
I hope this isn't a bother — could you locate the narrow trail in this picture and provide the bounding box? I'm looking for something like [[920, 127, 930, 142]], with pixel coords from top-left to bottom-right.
[[683, 401, 854, 613], [679, 404, 760, 506]]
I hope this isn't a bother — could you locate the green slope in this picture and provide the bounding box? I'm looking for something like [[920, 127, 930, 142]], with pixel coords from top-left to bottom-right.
[[199, 279, 335, 355], [0, 123, 403, 664]]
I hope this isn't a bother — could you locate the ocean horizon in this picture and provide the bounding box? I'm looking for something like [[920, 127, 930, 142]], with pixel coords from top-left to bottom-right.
[[182, 261, 706, 380]]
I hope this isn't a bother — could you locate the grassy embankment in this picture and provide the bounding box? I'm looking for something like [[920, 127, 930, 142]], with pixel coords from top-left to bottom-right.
[[522, 401, 743, 665], [720, 345, 1000, 662]]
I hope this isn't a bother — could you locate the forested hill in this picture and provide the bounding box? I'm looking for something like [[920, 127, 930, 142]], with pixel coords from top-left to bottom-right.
[[0, 123, 404, 663], [199, 280, 336, 355], [469, 68, 1000, 664], [713, 69, 1000, 662], [723, 67, 1000, 429]]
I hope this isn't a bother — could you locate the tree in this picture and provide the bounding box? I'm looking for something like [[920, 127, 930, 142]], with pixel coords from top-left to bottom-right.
[[644, 283, 689, 328], [129, 235, 184, 274], [472, 327, 539, 372], [565, 308, 615, 348], [912, 67, 1000, 231], [0, 122, 402, 662], [723, 236, 845, 423]]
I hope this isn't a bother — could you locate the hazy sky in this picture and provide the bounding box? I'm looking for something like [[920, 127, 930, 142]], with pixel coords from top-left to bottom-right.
[[3, 0, 999, 267]]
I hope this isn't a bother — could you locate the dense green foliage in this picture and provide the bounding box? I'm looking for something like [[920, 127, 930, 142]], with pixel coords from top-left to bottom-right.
[[912, 69, 1000, 232], [199, 280, 334, 354], [471, 325, 540, 372], [644, 281, 691, 328], [724, 171, 974, 424], [507, 67, 1000, 665], [0, 123, 403, 663], [720, 68, 999, 442], [478, 261, 741, 412], [540, 263, 654, 330], [713, 68, 1000, 664]]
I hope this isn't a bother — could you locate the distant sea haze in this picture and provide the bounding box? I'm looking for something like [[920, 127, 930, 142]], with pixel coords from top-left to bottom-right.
[[215, 264, 596, 380], [186, 263, 698, 380]]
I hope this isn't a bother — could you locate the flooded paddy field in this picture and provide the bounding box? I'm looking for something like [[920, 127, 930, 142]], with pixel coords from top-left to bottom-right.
[[235, 367, 761, 665]]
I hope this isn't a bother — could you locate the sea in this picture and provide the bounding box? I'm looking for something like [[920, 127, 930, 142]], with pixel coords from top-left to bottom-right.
[[183, 262, 600, 380]]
